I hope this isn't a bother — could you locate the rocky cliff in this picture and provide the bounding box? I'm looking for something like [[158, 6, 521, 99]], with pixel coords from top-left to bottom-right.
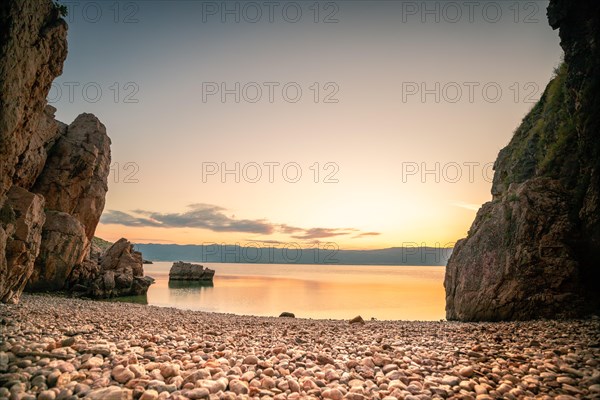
[[0, 0, 152, 302], [445, 1, 600, 321]]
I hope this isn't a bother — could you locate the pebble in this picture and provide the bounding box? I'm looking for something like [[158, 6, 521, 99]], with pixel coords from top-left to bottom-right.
[[139, 389, 159, 400], [186, 387, 210, 399], [37, 390, 56, 400]]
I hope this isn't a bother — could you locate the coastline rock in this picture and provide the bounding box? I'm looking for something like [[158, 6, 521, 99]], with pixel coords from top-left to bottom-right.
[[70, 238, 154, 298], [444, 2, 600, 321], [169, 261, 215, 282]]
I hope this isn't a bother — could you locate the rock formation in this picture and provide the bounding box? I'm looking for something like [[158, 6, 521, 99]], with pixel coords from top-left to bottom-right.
[[0, 0, 68, 302], [70, 238, 155, 298], [0, 0, 153, 302], [169, 261, 215, 282], [27, 113, 111, 291], [445, 1, 600, 321]]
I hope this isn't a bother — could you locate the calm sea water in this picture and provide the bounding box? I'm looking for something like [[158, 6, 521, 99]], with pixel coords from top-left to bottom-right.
[[117, 262, 446, 321]]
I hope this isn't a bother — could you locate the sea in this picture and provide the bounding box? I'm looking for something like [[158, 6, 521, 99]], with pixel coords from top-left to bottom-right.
[[114, 262, 446, 321]]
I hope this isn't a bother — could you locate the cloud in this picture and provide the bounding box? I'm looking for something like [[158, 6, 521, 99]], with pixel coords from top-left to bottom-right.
[[100, 210, 162, 227], [102, 204, 273, 234], [290, 228, 357, 240], [279, 224, 304, 234], [101, 204, 374, 240], [353, 232, 381, 238]]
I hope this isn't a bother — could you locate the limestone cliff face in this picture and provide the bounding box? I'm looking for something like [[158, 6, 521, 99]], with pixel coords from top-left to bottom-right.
[[0, 0, 151, 302], [445, 1, 600, 321]]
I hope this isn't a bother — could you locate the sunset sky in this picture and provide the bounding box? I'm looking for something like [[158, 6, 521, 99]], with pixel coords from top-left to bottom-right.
[[51, 0, 562, 250]]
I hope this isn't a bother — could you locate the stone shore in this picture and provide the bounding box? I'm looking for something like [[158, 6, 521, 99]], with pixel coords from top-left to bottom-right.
[[0, 295, 598, 400]]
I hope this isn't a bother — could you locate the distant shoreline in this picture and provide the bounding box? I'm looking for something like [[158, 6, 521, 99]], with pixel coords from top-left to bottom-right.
[[134, 244, 453, 267]]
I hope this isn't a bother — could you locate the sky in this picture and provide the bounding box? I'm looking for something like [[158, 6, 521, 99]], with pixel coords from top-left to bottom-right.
[[51, 0, 562, 250]]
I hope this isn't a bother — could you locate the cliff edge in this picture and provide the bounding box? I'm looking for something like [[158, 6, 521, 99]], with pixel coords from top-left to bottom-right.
[[445, 1, 600, 321]]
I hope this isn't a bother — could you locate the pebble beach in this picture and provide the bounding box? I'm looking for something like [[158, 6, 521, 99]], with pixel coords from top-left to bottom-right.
[[1, 295, 599, 400]]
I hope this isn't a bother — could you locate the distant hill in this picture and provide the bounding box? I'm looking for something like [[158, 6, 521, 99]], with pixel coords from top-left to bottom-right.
[[133, 243, 453, 266]]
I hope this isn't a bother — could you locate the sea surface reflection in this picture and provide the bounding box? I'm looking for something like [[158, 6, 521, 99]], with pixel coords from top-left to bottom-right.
[[119, 262, 446, 321]]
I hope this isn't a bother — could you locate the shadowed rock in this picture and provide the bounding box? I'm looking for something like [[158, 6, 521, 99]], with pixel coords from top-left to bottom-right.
[[0, 187, 45, 302], [27, 211, 86, 292], [0, 0, 67, 303], [445, 1, 600, 321], [70, 238, 154, 298]]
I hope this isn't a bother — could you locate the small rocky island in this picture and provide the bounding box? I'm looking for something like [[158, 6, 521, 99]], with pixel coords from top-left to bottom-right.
[[169, 261, 215, 282]]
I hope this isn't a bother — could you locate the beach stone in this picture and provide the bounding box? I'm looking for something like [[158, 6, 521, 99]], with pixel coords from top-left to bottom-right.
[[89, 344, 111, 356], [37, 390, 56, 400], [139, 390, 159, 400], [112, 365, 135, 383], [459, 366, 474, 377], [159, 363, 179, 379], [322, 388, 344, 399], [441, 375, 460, 387], [229, 379, 248, 395], [186, 388, 210, 399], [317, 354, 335, 365], [474, 384, 487, 395], [182, 370, 210, 386], [242, 355, 259, 365], [85, 386, 128, 400], [81, 356, 103, 369], [557, 376, 577, 385]]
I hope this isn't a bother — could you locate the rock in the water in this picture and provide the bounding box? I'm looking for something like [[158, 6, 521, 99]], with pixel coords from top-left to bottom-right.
[[349, 316, 365, 325], [169, 261, 215, 281], [279, 312, 295, 318]]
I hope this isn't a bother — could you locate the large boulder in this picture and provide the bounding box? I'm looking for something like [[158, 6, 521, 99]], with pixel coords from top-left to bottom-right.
[[0, 187, 45, 302], [24, 113, 111, 293], [33, 113, 111, 244], [445, 1, 600, 321], [169, 261, 215, 281], [70, 238, 154, 298]]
